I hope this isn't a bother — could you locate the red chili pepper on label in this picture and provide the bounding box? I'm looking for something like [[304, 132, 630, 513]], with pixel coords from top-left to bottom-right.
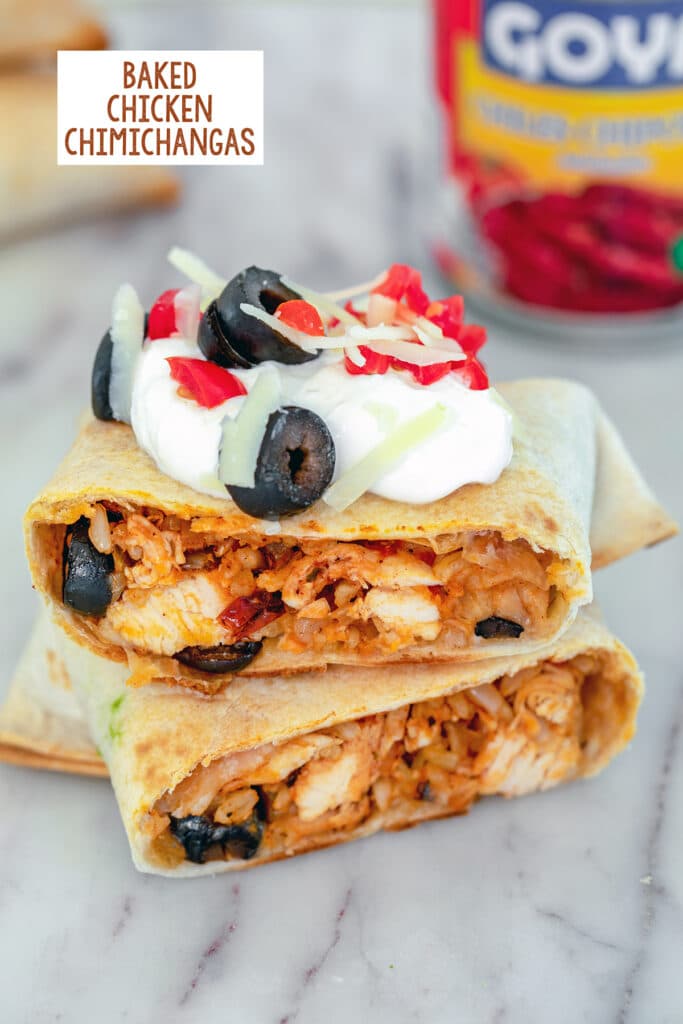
[[166, 357, 247, 408], [275, 299, 325, 336], [478, 182, 683, 313], [219, 590, 285, 639], [583, 183, 683, 218], [147, 289, 180, 340]]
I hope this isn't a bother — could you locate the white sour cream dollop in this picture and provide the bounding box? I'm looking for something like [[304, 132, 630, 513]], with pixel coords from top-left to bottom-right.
[[130, 339, 513, 506]]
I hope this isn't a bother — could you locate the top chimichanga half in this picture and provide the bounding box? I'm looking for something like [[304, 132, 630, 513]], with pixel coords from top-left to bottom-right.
[[24, 256, 676, 693]]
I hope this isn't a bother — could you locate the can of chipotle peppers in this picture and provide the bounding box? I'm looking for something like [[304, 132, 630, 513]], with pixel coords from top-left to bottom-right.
[[432, 0, 683, 338]]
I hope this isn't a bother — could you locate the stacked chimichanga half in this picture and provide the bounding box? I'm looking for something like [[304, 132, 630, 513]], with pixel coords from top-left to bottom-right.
[[24, 379, 676, 695], [0, 606, 642, 876]]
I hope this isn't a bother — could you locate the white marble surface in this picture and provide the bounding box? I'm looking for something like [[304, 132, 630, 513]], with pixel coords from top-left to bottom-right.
[[1, 4, 682, 1022]]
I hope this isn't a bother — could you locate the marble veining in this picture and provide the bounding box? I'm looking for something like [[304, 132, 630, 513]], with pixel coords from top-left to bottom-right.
[[0, 4, 682, 1023]]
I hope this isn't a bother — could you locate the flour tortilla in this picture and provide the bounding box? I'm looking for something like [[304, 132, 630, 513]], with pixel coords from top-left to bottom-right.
[[0, 74, 179, 241], [0, 607, 643, 876], [0, 612, 105, 776], [25, 379, 676, 686]]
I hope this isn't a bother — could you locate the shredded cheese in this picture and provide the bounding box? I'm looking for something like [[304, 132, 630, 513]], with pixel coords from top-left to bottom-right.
[[173, 284, 202, 344], [280, 277, 361, 327], [366, 293, 398, 327], [167, 247, 226, 309], [109, 283, 145, 423], [347, 325, 415, 343], [412, 321, 456, 350], [363, 339, 466, 365], [324, 404, 449, 511], [345, 345, 365, 367], [239, 302, 324, 352], [218, 367, 281, 489]]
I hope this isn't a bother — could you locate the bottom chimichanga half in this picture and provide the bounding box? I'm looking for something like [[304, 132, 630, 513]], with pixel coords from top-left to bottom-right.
[[0, 607, 642, 877]]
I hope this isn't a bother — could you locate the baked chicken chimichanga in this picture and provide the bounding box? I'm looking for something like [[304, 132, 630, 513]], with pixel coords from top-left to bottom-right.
[[0, 607, 641, 876], [25, 258, 675, 693]]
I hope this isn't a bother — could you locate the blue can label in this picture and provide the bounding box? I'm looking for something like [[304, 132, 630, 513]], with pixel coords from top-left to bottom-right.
[[483, 0, 683, 88]]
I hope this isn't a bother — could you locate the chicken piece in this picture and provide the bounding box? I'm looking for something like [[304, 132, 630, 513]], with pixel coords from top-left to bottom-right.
[[158, 746, 269, 817], [292, 724, 380, 822], [101, 572, 228, 656], [249, 735, 341, 786], [111, 513, 185, 588], [359, 586, 441, 642], [281, 544, 437, 610], [292, 753, 362, 822]]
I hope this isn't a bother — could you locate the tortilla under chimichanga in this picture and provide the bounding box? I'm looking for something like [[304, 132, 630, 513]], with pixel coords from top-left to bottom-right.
[[0, 607, 642, 876], [0, 614, 105, 777], [25, 379, 675, 694]]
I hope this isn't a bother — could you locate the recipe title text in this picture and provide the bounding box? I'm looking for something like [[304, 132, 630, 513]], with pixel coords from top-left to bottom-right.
[[58, 51, 264, 166]]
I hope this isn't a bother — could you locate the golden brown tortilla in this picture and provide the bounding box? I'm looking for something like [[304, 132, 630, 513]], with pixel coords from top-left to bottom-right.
[[0, 613, 105, 776], [0, 607, 643, 876], [24, 379, 676, 689]]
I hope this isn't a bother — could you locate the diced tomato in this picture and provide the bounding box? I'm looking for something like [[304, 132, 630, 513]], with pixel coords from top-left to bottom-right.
[[453, 356, 489, 390], [275, 299, 325, 336], [406, 279, 430, 316], [456, 324, 487, 356], [147, 289, 180, 340], [345, 345, 475, 388], [341, 267, 488, 390], [219, 590, 285, 640], [344, 345, 391, 376], [166, 357, 247, 408], [373, 264, 430, 315], [399, 360, 454, 386], [426, 296, 465, 340]]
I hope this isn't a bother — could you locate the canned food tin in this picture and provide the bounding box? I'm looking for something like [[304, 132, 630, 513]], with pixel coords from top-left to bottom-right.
[[432, 0, 683, 337]]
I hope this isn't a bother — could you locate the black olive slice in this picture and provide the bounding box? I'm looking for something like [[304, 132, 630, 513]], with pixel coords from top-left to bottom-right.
[[197, 301, 253, 369], [227, 406, 335, 520], [170, 813, 263, 864], [62, 517, 114, 616], [474, 616, 524, 639], [91, 329, 114, 421], [199, 266, 318, 367], [173, 640, 262, 674]]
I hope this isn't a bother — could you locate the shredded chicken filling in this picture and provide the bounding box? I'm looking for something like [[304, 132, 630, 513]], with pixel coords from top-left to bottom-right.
[[151, 653, 606, 865], [90, 507, 562, 660]]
